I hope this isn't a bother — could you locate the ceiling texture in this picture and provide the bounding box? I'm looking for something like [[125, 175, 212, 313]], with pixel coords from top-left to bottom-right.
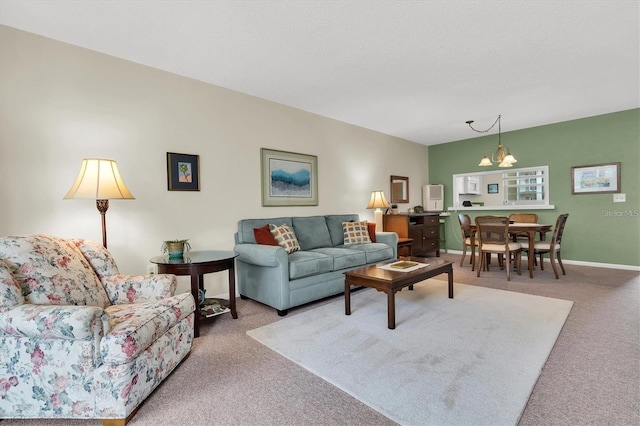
[[1, 0, 638, 146]]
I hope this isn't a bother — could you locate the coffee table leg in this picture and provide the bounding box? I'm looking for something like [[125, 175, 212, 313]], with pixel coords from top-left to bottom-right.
[[344, 281, 351, 315], [448, 266, 454, 299], [387, 290, 396, 329]]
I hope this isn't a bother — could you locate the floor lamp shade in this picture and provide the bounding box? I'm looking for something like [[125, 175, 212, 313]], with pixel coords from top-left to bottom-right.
[[64, 158, 135, 248]]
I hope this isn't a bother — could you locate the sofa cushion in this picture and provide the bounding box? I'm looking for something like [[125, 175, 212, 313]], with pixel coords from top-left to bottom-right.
[[0, 259, 24, 313], [101, 292, 193, 365], [270, 224, 301, 254], [72, 238, 120, 281], [288, 251, 333, 280], [253, 225, 279, 246], [341, 242, 394, 264], [237, 217, 292, 243], [292, 216, 332, 250], [325, 214, 360, 246], [309, 247, 366, 271], [342, 221, 372, 245], [0, 235, 110, 309]]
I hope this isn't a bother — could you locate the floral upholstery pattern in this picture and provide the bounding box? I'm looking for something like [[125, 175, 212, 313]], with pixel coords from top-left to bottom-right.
[[0, 234, 195, 423], [0, 259, 23, 313], [0, 235, 110, 308]]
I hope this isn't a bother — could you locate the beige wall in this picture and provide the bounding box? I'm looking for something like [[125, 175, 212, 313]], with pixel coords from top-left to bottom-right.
[[0, 25, 429, 295]]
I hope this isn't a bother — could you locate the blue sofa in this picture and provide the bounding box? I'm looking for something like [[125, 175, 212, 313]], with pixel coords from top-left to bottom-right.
[[234, 214, 398, 315]]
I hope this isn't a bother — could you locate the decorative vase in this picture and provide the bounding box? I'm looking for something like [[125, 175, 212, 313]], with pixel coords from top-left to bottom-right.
[[391, 208, 399, 215]]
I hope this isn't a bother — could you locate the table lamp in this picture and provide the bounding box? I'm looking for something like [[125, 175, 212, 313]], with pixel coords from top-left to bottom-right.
[[366, 190, 391, 233], [64, 158, 135, 248]]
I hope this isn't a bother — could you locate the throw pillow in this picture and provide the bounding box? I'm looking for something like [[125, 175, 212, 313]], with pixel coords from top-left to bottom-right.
[[367, 222, 377, 242], [342, 221, 372, 245], [269, 224, 301, 253], [254, 224, 279, 246]]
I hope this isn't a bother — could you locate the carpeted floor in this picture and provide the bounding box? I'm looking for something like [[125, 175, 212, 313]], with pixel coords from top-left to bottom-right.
[[247, 281, 573, 425], [2, 253, 639, 425]]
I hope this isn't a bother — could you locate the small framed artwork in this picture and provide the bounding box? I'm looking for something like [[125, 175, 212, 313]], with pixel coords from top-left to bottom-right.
[[167, 152, 200, 191], [261, 148, 318, 206], [571, 162, 620, 194], [487, 183, 499, 194]]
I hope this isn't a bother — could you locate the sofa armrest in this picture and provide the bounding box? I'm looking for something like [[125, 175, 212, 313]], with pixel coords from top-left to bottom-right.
[[0, 304, 108, 340], [102, 274, 177, 305], [376, 231, 399, 258], [234, 243, 289, 267]]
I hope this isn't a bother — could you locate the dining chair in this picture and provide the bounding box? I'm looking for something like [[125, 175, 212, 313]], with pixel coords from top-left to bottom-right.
[[475, 215, 522, 281], [457, 213, 478, 270], [524, 213, 569, 279], [508, 212, 538, 241]]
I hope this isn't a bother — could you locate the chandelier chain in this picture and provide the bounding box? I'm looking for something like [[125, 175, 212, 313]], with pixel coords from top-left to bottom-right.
[[467, 114, 501, 134]]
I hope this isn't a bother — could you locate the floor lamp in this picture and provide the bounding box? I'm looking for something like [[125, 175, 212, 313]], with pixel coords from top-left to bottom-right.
[[366, 190, 391, 233], [64, 158, 135, 248]]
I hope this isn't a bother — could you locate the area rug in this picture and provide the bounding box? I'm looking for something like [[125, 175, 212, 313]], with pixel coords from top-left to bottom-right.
[[247, 280, 573, 425]]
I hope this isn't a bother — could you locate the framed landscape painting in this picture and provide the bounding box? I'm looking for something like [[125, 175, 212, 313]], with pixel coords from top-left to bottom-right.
[[167, 152, 200, 191], [571, 162, 620, 194], [261, 148, 318, 206]]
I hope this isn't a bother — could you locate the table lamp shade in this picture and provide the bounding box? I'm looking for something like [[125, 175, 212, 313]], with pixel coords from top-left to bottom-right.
[[64, 158, 135, 200], [366, 190, 390, 233], [366, 190, 391, 210]]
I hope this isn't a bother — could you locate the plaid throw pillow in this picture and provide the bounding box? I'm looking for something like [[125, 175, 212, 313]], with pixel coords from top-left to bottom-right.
[[269, 224, 301, 254], [342, 221, 372, 245]]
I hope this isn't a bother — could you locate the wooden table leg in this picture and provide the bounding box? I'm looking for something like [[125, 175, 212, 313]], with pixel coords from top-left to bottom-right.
[[527, 230, 535, 279], [448, 266, 454, 298], [387, 290, 396, 329], [190, 270, 200, 338], [344, 281, 351, 315], [228, 265, 238, 319]]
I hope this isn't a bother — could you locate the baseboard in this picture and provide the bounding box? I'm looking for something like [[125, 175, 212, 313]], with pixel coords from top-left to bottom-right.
[[445, 249, 640, 271]]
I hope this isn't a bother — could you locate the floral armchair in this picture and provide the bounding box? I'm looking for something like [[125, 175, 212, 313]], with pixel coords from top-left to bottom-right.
[[0, 235, 195, 425]]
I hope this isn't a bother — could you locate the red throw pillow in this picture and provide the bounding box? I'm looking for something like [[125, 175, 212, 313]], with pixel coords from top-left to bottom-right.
[[367, 222, 377, 243], [254, 224, 278, 246]]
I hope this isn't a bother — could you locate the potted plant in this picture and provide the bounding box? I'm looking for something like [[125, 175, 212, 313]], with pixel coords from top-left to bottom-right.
[[161, 239, 192, 259], [391, 204, 399, 215]]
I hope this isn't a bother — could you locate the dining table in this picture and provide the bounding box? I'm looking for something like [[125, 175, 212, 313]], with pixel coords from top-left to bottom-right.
[[469, 222, 553, 279]]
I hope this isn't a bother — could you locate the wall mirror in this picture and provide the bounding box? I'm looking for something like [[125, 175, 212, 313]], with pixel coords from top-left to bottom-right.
[[390, 175, 409, 203]]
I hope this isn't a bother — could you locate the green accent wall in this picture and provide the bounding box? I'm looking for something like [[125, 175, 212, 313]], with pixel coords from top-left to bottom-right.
[[429, 109, 640, 267]]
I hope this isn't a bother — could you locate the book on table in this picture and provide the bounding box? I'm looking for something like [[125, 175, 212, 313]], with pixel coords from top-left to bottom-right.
[[389, 260, 420, 269], [200, 297, 230, 318]]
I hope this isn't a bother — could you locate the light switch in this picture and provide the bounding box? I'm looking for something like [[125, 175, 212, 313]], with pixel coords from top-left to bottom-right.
[[613, 193, 626, 202]]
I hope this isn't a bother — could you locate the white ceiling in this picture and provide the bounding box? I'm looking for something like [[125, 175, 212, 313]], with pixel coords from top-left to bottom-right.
[[1, 0, 638, 145]]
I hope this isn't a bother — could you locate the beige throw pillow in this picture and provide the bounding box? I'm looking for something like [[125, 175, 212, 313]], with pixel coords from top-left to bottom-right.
[[342, 221, 372, 245], [269, 224, 301, 254]]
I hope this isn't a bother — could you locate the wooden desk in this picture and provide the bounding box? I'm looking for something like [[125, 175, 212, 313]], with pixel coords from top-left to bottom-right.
[[470, 223, 552, 279], [150, 250, 238, 337]]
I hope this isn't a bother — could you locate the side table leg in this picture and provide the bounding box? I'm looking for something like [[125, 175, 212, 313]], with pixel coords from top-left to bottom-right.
[[387, 290, 396, 329], [190, 272, 200, 338], [448, 266, 454, 298], [228, 264, 238, 319]]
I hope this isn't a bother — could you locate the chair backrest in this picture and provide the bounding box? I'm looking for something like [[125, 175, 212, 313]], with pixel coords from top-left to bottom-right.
[[551, 213, 569, 247], [475, 216, 510, 247], [458, 213, 473, 238], [508, 213, 538, 223]]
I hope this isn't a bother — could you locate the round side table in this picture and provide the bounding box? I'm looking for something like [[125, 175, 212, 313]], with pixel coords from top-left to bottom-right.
[[150, 250, 238, 338]]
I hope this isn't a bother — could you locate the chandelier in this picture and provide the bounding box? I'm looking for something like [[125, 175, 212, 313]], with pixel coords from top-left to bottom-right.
[[466, 114, 517, 168]]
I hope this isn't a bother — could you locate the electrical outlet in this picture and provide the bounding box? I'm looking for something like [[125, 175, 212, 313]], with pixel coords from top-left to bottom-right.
[[613, 193, 626, 202], [147, 264, 157, 275]]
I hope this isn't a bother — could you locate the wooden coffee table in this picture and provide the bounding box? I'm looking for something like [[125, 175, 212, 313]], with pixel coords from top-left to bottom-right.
[[344, 257, 454, 329]]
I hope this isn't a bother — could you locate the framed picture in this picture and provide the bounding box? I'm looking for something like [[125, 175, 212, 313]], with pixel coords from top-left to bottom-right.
[[167, 152, 200, 191], [487, 183, 499, 194], [261, 148, 318, 206], [571, 162, 620, 194]]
